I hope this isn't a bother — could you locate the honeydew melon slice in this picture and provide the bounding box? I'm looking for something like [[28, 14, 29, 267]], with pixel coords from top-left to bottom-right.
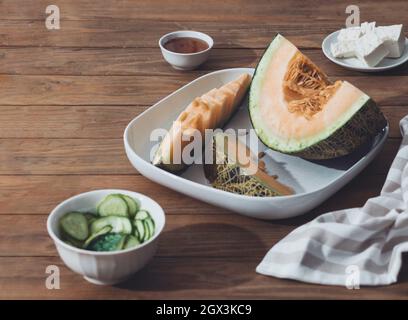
[[249, 34, 387, 159]]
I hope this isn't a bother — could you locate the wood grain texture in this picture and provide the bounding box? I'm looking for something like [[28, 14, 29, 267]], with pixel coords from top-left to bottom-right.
[[1, 256, 408, 299], [0, 214, 294, 257], [0, 19, 333, 49], [0, 105, 145, 138], [0, 174, 385, 215], [2, 47, 408, 77], [0, 75, 407, 106], [0, 137, 400, 175], [0, 139, 134, 175], [0, 105, 404, 139], [1, 0, 407, 24], [1, 0, 408, 299]]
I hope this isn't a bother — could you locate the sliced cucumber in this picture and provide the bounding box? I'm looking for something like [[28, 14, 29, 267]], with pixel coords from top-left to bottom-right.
[[144, 218, 155, 240], [88, 233, 126, 252], [97, 194, 129, 217], [64, 239, 77, 247], [116, 234, 127, 250], [143, 220, 150, 242], [135, 210, 150, 220], [134, 220, 145, 242], [91, 216, 132, 235], [133, 227, 139, 240], [84, 225, 112, 248], [84, 213, 97, 224], [123, 235, 140, 249], [60, 212, 89, 241], [63, 235, 85, 248], [121, 195, 140, 218], [59, 193, 156, 252]]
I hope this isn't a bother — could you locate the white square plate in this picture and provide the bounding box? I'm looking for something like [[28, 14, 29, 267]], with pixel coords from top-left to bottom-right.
[[124, 68, 388, 220]]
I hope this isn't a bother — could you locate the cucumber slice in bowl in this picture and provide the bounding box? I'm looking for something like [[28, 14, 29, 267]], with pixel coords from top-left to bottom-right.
[[134, 220, 145, 242], [135, 210, 150, 220], [142, 220, 150, 242], [144, 218, 155, 240], [97, 194, 129, 217], [63, 235, 85, 248], [123, 235, 141, 249], [84, 225, 112, 248], [116, 234, 127, 250], [60, 212, 89, 241], [91, 216, 132, 235], [84, 213, 97, 224], [88, 233, 127, 252], [121, 195, 140, 218]]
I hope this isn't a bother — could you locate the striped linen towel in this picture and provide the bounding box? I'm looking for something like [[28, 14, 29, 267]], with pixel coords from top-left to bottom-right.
[[257, 117, 408, 286]]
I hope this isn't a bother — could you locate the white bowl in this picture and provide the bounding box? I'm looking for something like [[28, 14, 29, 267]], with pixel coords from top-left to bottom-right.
[[47, 189, 165, 285], [159, 30, 213, 70]]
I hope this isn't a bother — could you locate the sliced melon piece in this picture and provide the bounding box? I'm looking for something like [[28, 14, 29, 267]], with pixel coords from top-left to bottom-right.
[[204, 132, 293, 197], [249, 34, 387, 159], [152, 74, 252, 172]]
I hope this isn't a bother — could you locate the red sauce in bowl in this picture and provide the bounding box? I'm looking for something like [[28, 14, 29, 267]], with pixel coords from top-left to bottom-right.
[[164, 37, 209, 54]]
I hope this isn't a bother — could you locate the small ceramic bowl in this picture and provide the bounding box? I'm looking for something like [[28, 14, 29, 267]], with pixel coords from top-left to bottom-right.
[[47, 189, 165, 285], [159, 30, 214, 70]]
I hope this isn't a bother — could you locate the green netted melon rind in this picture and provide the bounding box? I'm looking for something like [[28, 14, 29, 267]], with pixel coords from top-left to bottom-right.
[[249, 34, 387, 160], [203, 135, 282, 197], [290, 99, 387, 160], [207, 163, 281, 197]]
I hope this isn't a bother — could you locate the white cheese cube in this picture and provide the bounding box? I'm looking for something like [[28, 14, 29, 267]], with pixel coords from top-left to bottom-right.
[[338, 27, 361, 42], [337, 22, 376, 43], [355, 31, 389, 67], [376, 24, 405, 58], [330, 40, 356, 58], [360, 22, 376, 35]]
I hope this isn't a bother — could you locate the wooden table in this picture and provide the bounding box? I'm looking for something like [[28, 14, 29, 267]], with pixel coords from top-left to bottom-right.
[[1, 0, 408, 299]]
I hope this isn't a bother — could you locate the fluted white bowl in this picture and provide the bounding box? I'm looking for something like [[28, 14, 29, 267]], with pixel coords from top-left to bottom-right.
[[47, 189, 165, 285]]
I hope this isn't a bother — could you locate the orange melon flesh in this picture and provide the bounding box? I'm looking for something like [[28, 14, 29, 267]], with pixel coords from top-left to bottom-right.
[[153, 73, 251, 171], [249, 34, 387, 159]]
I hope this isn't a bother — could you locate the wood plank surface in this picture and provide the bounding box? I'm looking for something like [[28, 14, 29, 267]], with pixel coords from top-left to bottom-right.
[[1, 0, 408, 299], [1, 0, 407, 24], [0, 75, 407, 106], [0, 105, 145, 138], [0, 19, 334, 49], [1, 256, 408, 299], [0, 105, 404, 139], [0, 174, 386, 215], [0, 214, 297, 257], [2, 47, 408, 77], [0, 137, 400, 175]]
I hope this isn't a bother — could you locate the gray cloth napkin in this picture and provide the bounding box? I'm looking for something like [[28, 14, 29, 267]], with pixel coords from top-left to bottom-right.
[[257, 116, 408, 286]]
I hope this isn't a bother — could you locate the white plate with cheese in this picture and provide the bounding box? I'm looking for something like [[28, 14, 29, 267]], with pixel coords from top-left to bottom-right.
[[322, 30, 408, 72]]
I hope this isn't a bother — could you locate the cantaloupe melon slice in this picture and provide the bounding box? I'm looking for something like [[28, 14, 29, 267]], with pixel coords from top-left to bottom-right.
[[249, 34, 387, 159], [204, 132, 293, 196], [153, 73, 251, 171]]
